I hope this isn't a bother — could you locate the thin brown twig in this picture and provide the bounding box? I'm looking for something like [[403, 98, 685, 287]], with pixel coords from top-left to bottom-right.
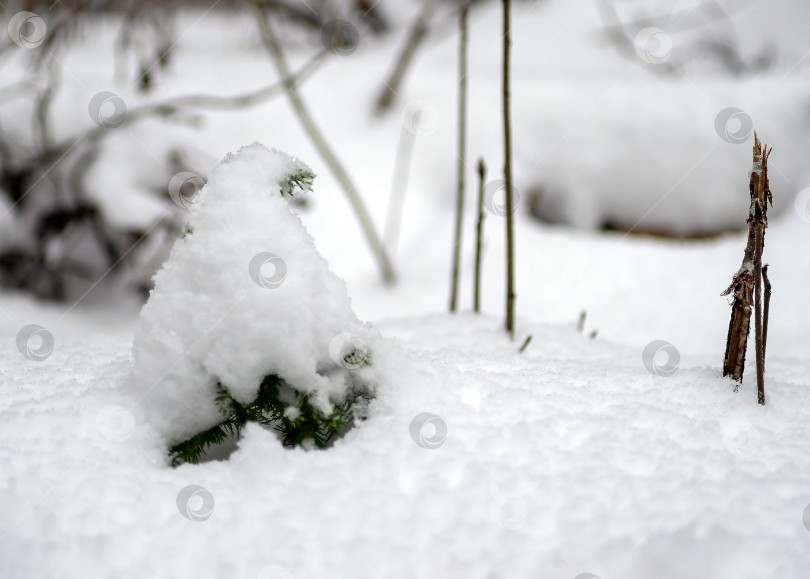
[[762, 264, 771, 361], [502, 0, 516, 339], [519, 334, 532, 353], [449, 2, 470, 313], [473, 158, 486, 313]]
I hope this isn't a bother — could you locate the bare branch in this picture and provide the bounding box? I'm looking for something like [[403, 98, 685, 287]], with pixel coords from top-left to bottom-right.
[[373, 0, 437, 115], [254, 1, 396, 284]]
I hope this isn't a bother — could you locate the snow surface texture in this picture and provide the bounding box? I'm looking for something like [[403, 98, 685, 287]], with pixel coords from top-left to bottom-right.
[[3, 202, 810, 577], [2, 309, 810, 579], [130, 143, 377, 444]]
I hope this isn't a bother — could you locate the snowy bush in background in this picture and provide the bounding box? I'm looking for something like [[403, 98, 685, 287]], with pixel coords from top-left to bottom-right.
[[130, 143, 379, 463], [2, 0, 808, 302], [0, 0, 395, 301]]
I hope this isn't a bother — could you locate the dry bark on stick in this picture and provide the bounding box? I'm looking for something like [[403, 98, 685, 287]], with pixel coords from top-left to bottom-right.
[[751, 138, 772, 405], [722, 133, 772, 399]]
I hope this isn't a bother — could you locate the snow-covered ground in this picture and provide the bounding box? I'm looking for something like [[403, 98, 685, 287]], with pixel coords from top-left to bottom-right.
[[2, 0, 810, 577], [3, 297, 810, 578]]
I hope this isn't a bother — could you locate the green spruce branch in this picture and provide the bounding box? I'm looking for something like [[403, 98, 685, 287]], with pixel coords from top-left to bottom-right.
[[282, 167, 317, 197], [170, 372, 370, 466]]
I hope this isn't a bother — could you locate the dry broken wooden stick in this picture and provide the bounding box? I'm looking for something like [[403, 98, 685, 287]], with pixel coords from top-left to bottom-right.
[[721, 133, 772, 404]]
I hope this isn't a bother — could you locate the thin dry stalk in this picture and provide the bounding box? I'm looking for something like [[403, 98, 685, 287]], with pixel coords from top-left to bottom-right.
[[762, 264, 771, 360], [474, 158, 486, 313], [502, 0, 516, 339], [578, 311, 587, 333], [384, 117, 417, 256], [519, 334, 532, 353], [449, 2, 470, 313]]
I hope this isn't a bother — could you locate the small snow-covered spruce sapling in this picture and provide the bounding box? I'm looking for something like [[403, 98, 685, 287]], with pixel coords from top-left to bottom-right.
[[721, 132, 772, 405], [169, 372, 373, 466], [151, 145, 377, 466]]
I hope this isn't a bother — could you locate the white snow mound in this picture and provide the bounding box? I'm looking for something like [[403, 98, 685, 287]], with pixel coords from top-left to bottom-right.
[[130, 143, 377, 444]]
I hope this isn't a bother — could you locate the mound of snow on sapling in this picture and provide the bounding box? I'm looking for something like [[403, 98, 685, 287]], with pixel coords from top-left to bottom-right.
[[130, 143, 378, 464]]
